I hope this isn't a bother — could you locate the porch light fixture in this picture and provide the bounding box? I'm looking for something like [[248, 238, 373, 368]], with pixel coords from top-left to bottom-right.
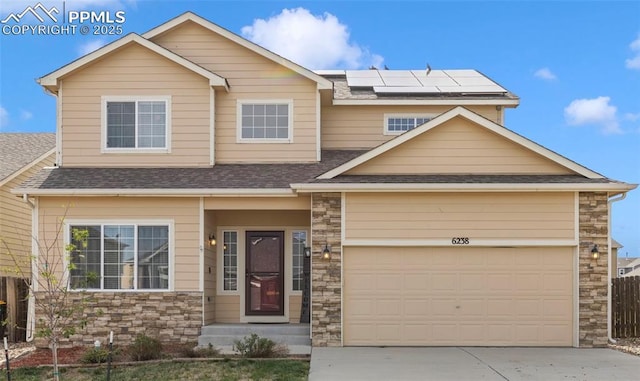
[[591, 244, 599, 260], [322, 244, 331, 260], [208, 233, 217, 246], [304, 246, 311, 258]]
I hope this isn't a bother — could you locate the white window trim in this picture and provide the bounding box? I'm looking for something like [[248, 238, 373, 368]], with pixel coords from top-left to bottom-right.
[[64, 219, 174, 292], [217, 230, 240, 295], [383, 113, 436, 135], [236, 99, 293, 143], [101, 96, 172, 153]]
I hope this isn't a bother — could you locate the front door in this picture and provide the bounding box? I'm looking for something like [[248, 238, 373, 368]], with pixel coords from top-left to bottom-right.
[[245, 231, 284, 316]]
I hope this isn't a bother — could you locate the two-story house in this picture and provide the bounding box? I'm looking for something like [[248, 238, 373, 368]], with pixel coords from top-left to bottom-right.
[[15, 12, 636, 349]]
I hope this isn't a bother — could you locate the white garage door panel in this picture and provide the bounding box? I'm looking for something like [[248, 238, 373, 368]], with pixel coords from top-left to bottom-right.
[[344, 247, 574, 346]]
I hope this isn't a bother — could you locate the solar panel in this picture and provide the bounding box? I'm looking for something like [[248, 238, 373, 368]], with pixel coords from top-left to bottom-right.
[[345, 69, 508, 94]]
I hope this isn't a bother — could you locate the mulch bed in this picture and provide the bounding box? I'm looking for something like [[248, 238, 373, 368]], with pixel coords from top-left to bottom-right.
[[9, 347, 86, 368]]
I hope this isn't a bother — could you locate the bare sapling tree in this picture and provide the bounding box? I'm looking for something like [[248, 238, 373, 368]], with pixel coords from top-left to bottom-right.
[[1, 207, 96, 381]]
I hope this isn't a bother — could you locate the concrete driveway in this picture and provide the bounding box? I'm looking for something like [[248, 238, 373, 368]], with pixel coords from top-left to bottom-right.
[[309, 347, 640, 381]]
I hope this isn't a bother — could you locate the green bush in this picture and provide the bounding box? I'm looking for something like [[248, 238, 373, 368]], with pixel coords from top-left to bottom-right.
[[233, 333, 289, 358], [81, 346, 121, 364], [128, 333, 163, 361]]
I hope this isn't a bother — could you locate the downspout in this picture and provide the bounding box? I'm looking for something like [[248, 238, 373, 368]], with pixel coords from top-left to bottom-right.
[[22, 194, 36, 342], [608, 192, 627, 344]]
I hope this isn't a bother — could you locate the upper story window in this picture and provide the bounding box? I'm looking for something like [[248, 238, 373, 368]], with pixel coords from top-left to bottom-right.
[[237, 100, 292, 142], [102, 96, 171, 151], [385, 114, 433, 135]]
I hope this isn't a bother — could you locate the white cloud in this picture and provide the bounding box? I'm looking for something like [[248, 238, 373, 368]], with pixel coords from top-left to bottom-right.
[[534, 67, 556, 80], [624, 112, 640, 122], [78, 39, 106, 56], [625, 35, 640, 70], [0, 105, 8, 129], [20, 110, 33, 121], [241, 8, 383, 70], [564, 96, 621, 134]]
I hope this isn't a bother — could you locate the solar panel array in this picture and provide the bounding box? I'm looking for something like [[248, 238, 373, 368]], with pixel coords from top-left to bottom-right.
[[344, 69, 507, 94]]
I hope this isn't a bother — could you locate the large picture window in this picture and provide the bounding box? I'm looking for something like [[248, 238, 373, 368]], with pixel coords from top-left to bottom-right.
[[238, 100, 292, 142], [103, 97, 170, 150], [69, 223, 170, 290]]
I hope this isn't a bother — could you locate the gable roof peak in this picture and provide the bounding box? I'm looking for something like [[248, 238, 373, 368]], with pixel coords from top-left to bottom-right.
[[142, 11, 333, 90]]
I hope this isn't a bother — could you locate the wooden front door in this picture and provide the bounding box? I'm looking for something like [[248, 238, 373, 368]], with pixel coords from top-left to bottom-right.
[[245, 231, 284, 316]]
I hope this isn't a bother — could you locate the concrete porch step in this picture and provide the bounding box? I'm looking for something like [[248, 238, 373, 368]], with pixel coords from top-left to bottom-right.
[[198, 323, 311, 355]]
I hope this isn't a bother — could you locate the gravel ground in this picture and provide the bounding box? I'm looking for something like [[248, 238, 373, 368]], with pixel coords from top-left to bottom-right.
[[609, 338, 640, 356]]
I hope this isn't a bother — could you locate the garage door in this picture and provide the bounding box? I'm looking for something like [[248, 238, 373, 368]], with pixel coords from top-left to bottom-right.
[[344, 246, 574, 346]]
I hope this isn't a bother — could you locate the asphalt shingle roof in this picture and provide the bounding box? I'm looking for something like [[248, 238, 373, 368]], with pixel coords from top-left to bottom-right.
[[0, 133, 55, 182], [18, 150, 365, 190]]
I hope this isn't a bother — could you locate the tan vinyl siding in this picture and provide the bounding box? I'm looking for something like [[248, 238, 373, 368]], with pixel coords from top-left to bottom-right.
[[203, 210, 216, 324], [61, 44, 211, 167], [289, 295, 302, 323], [347, 116, 573, 175], [215, 295, 240, 323], [204, 196, 310, 210], [151, 21, 318, 163], [0, 153, 55, 276], [321, 105, 500, 150], [214, 210, 310, 227], [345, 192, 575, 241], [38, 197, 201, 291]]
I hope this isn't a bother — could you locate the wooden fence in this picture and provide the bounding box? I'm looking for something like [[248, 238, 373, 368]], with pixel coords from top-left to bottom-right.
[[612, 276, 640, 338]]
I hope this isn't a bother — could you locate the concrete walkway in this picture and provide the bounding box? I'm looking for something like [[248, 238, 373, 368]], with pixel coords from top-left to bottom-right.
[[308, 347, 640, 381]]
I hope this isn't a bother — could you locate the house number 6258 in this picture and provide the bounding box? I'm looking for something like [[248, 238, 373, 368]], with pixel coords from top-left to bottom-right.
[[451, 237, 470, 245]]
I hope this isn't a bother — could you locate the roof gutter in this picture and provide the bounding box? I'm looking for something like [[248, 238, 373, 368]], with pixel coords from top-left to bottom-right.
[[291, 182, 638, 193], [608, 192, 627, 344]]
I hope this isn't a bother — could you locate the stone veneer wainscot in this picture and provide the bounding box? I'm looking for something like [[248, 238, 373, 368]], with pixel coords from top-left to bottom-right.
[[311, 193, 342, 346], [578, 192, 609, 347], [35, 291, 202, 347]]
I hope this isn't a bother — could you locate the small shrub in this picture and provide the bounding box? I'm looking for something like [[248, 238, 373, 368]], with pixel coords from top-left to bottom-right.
[[181, 343, 220, 358], [128, 333, 163, 361], [81, 346, 119, 364], [233, 333, 289, 358]]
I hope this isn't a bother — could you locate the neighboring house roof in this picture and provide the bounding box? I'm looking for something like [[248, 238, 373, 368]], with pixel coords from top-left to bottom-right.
[[317, 107, 607, 180], [142, 12, 333, 90], [322, 72, 520, 106], [0, 133, 55, 187], [38, 33, 228, 93], [14, 150, 364, 195]]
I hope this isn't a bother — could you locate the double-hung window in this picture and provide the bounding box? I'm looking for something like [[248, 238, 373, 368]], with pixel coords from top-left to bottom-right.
[[69, 223, 170, 290], [103, 96, 170, 150], [385, 114, 433, 134], [238, 100, 292, 142]]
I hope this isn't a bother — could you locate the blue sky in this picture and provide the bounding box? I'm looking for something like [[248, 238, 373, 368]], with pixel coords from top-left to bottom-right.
[[1, 0, 639, 256]]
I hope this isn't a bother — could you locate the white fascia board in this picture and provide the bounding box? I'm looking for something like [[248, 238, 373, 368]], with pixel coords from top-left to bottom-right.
[[317, 106, 606, 180], [343, 239, 578, 247], [12, 188, 296, 197], [142, 12, 332, 90], [332, 99, 520, 106], [291, 182, 638, 193], [0, 148, 55, 188], [38, 33, 228, 90]]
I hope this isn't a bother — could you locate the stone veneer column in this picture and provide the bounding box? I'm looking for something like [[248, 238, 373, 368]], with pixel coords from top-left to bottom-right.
[[35, 291, 202, 347], [311, 193, 342, 346], [578, 192, 609, 347]]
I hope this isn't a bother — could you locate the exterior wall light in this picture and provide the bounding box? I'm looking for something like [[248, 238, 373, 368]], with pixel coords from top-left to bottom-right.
[[208, 233, 217, 246], [304, 246, 311, 257], [322, 244, 331, 260], [591, 244, 599, 260]]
